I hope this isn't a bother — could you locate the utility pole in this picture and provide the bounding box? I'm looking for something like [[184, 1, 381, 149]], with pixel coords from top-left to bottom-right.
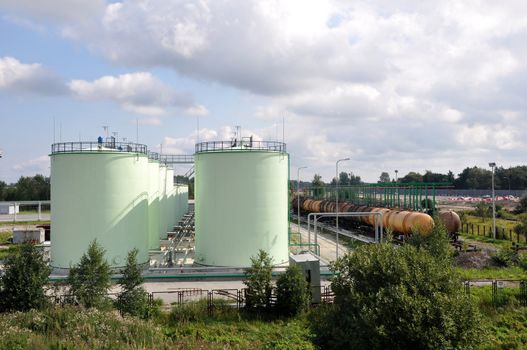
[[297, 166, 307, 244], [489, 162, 496, 239], [336, 157, 350, 260]]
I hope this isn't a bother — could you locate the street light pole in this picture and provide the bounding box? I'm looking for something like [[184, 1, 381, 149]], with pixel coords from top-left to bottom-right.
[[395, 169, 399, 207], [297, 166, 307, 244], [489, 162, 496, 239], [336, 158, 350, 260]]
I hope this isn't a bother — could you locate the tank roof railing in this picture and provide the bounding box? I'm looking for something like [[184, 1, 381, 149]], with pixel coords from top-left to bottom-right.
[[160, 154, 195, 164], [195, 140, 287, 154], [51, 141, 148, 155], [148, 151, 160, 160]]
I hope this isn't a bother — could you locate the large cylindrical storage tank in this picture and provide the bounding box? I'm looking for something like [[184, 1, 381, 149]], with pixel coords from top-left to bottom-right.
[[165, 167, 175, 232], [177, 184, 188, 221], [50, 142, 149, 269], [195, 141, 289, 267], [158, 164, 167, 239], [147, 159, 160, 250]]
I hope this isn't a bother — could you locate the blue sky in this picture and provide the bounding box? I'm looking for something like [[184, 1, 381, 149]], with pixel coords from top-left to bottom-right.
[[1, 1, 526, 184]]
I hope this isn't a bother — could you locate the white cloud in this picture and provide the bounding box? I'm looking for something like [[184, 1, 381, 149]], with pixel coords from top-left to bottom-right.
[[3, 1, 527, 181], [185, 104, 209, 116], [12, 155, 49, 173], [161, 128, 218, 154], [0, 56, 66, 95], [0, 0, 105, 24], [69, 72, 203, 116], [137, 117, 162, 126]]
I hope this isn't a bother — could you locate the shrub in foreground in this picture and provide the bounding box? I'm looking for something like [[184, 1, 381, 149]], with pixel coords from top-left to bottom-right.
[[275, 264, 310, 316], [310, 243, 482, 350], [0, 244, 50, 312], [115, 248, 150, 318], [67, 240, 111, 309], [244, 250, 273, 311]]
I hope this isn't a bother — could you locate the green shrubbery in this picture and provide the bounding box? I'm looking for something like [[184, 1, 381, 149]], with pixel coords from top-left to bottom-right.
[[275, 264, 310, 316], [115, 248, 151, 318], [0, 244, 50, 312], [492, 246, 527, 269], [310, 232, 482, 349], [67, 240, 112, 309], [244, 250, 273, 311]]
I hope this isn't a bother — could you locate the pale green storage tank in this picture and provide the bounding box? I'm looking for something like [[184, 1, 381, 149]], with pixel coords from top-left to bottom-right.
[[158, 164, 167, 239], [194, 141, 289, 267], [175, 184, 188, 223], [147, 158, 160, 250], [166, 167, 175, 232], [50, 142, 149, 269]]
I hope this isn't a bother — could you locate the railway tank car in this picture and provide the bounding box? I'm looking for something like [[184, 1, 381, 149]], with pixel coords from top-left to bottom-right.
[[293, 197, 459, 236]]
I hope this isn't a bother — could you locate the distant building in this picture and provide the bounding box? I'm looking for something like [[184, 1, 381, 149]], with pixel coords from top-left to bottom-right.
[[0, 203, 19, 215]]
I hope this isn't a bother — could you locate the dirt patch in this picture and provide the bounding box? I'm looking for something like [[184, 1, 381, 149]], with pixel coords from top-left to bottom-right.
[[455, 250, 493, 269]]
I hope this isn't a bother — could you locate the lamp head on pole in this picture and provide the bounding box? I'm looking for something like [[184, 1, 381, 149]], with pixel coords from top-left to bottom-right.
[[489, 162, 496, 168]]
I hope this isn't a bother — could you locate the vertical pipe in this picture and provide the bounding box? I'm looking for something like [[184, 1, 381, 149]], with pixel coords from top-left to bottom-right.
[[491, 165, 496, 239]]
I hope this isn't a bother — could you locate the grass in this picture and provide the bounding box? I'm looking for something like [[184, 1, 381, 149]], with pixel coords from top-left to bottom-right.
[[456, 266, 526, 280], [461, 233, 523, 249], [0, 245, 21, 260], [465, 286, 527, 350], [461, 214, 525, 243], [0, 231, 11, 244], [18, 210, 50, 215], [0, 305, 314, 350], [0, 220, 50, 227]]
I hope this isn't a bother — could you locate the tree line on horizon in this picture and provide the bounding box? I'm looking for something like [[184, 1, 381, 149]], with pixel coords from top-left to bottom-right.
[[0, 175, 50, 201], [2, 165, 527, 202], [292, 165, 527, 191]]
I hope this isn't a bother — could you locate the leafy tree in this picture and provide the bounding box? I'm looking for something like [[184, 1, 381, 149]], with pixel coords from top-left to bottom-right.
[[474, 202, 491, 221], [454, 167, 493, 189], [446, 170, 455, 183], [311, 174, 325, 198], [423, 170, 449, 183], [244, 250, 273, 311], [116, 248, 150, 318], [0, 180, 7, 201], [0, 244, 51, 312], [275, 264, 310, 316], [67, 240, 112, 309], [349, 172, 362, 185], [341, 172, 350, 185], [378, 172, 390, 183], [310, 242, 481, 349], [400, 171, 423, 183]]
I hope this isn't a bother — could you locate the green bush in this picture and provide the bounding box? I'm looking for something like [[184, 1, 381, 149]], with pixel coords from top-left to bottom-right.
[[244, 250, 273, 311], [310, 243, 482, 350], [492, 245, 527, 270], [115, 248, 150, 318], [275, 264, 310, 316], [407, 218, 453, 264], [67, 240, 111, 309], [0, 244, 50, 312]]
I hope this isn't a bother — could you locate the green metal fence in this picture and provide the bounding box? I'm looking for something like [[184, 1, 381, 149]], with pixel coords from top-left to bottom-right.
[[305, 183, 451, 212]]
